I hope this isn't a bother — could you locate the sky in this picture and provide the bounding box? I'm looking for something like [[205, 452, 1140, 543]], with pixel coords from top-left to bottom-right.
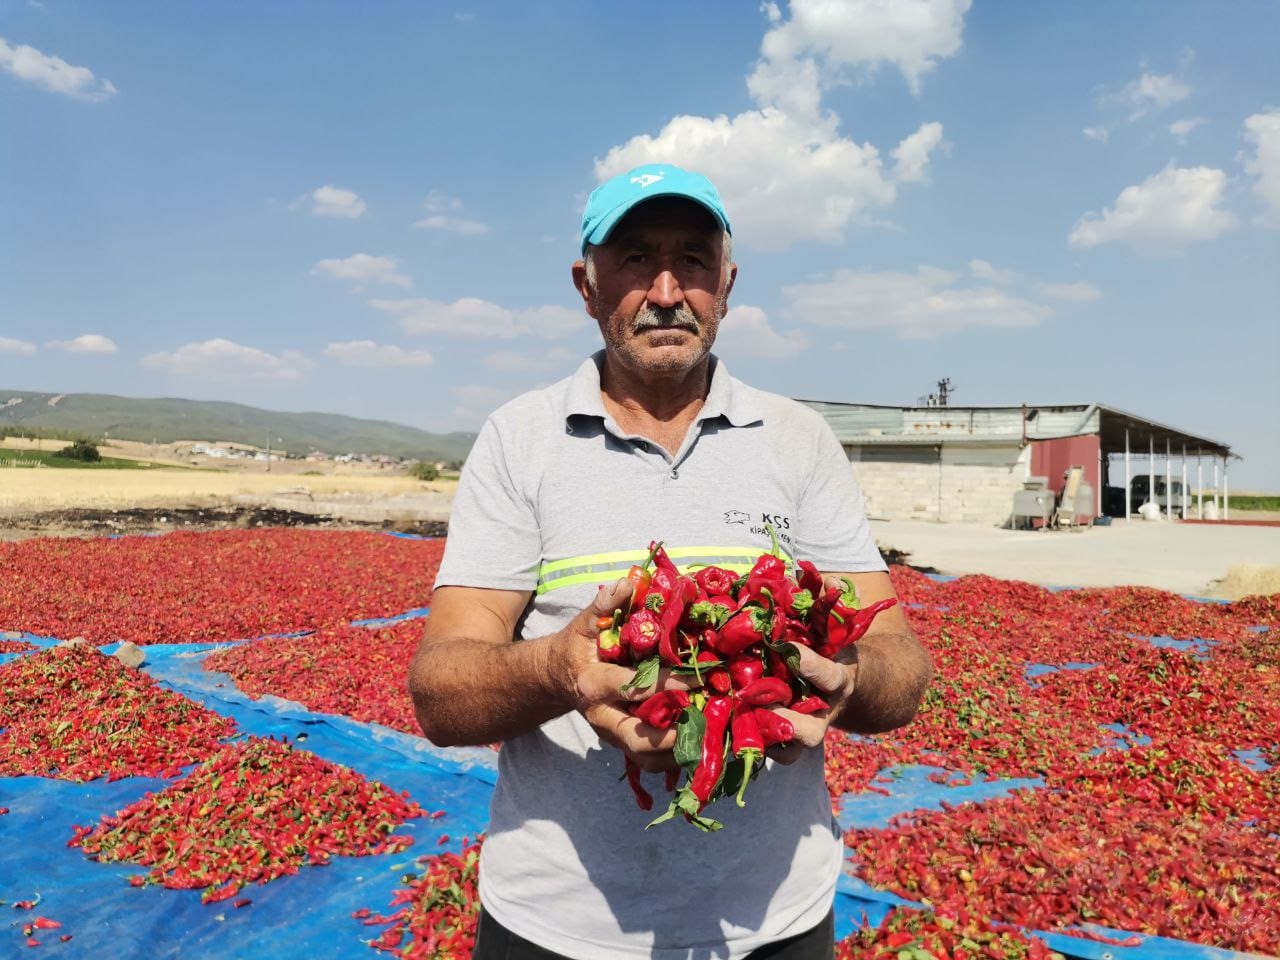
[[2, 1, 1278, 488]]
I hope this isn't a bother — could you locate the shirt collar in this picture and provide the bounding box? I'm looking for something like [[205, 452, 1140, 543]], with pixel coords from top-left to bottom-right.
[[562, 350, 764, 427]]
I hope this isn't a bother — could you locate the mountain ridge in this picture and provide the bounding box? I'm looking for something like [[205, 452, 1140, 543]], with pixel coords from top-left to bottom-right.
[[0, 389, 476, 462]]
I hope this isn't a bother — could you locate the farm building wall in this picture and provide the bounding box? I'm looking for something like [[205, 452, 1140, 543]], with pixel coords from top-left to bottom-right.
[[846, 443, 1030, 525], [1030, 435, 1102, 511]]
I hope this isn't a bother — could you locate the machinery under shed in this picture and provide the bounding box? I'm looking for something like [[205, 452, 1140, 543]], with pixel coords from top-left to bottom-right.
[[799, 400, 1235, 527]]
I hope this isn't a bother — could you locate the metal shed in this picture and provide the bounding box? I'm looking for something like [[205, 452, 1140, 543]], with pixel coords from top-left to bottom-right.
[[798, 400, 1235, 526]]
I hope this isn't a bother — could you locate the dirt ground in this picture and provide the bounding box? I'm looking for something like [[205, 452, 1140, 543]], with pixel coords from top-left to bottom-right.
[[0, 454, 453, 540], [3, 456, 1276, 600]]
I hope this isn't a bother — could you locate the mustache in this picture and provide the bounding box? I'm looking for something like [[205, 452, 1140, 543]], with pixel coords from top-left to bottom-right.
[[631, 304, 701, 334]]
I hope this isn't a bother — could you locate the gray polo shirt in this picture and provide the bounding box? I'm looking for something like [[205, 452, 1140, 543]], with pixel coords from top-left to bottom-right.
[[435, 352, 885, 960]]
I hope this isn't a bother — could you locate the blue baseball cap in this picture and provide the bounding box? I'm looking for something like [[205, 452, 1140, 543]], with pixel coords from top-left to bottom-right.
[[580, 164, 731, 253]]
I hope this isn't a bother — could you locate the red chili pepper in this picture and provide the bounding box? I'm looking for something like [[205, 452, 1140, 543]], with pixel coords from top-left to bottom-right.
[[752, 709, 794, 746], [707, 668, 731, 694], [622, 543, 660, 614], [620, 608, 662, 659], [790, 695, 829, 715], [629, 690, 690, 730], [690, 696, 732, 806], [727, 654, 765, 690], [766, 647, 791, 683], [820, 597, 898, 658], [32, 919, 60, 930], [736, 676, 793, 707], [731, 709, 764, 807], [796, 560, 824, 598], [747, 552, 787, 582], [651, 542, 680, 579], [595, 622, 625, 663], [715, 607, 771, 656], [625, 759, 653, 811], [693, 565, 737, 597]]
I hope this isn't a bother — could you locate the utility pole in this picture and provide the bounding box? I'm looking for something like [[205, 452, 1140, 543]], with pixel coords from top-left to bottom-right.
[[266, 430, 271, 473]]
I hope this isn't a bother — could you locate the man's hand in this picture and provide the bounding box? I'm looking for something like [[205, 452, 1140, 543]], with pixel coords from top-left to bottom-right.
[[763, 571, 932, 763], [761, 643, 855, 764], [572, 580, 695, 772]]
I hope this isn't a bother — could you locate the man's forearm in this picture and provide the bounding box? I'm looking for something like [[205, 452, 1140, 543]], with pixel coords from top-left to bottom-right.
[[409, 633, 573, 747], [832, 629, 933, 734]]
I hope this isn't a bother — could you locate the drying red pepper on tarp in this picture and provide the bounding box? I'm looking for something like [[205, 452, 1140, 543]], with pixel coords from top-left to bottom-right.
[[598, 535, 898, 829]]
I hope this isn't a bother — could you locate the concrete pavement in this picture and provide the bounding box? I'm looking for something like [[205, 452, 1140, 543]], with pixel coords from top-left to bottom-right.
[[870, 517, 1280, 597]]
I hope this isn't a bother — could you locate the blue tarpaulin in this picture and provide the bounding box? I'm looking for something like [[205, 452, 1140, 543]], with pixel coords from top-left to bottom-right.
[[1, 593, 1273, 959]]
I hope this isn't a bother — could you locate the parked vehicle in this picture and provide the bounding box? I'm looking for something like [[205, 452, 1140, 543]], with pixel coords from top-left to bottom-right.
[[1129, 476, 1185, 518]]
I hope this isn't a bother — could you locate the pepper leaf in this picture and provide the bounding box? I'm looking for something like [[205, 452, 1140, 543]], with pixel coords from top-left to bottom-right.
[[619, 656, 661, 695], [645, 800, 681, 830], [673, 708, 706, 772]]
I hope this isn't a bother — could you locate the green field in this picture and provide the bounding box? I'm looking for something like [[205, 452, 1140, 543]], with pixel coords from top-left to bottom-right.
[[1224, 494, 1280, 511], [0, 447, 161, 470]]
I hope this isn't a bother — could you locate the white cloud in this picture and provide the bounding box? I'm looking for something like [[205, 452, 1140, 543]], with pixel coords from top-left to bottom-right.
[[780, 266, 1050, 339], [309, 185, 366, 219], [1083, 126, 1110, 144], [311, 253, 411, 289], [967, 261, 1101, 302], [323, 340, 433, 368], [517, 305, 587, 339], [749, 0, 971, 102], [1068, 165, 1236, 254], [369, 297, 586, 339], [596, 1, 959, 251], [371, 297, 521, 338], [599, 111, 914, 250], [1242, 110, 1280, 227], [46, 334, 117, 353], [891, 122, 944, 183], [1120, 71, 1191, 121], [716, 305, 811, 358], [141, 339, 311, 381], [1168, 116, 1206, 143], [485, 346, 578, 373], [0, 37, 117, 101], [414, 191, 488, 235], [0, 336, 37, 355], [967, 259, 1020, 284], [1039, 281, 1101, 302]]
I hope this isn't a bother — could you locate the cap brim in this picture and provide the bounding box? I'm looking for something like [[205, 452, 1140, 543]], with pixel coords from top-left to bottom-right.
[[582, 191, 730, 252]]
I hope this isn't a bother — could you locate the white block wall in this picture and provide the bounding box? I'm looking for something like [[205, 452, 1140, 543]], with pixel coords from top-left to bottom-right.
[[847, 444, 1030, 526]]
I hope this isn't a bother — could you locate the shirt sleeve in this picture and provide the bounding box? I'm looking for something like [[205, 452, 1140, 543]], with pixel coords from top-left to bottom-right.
[[791, 414, 887, 575], [433, 416, 543, 592]]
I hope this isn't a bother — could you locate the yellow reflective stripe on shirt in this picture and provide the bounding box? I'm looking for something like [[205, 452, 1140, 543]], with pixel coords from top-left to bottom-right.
[[534, 546, 778, 596]]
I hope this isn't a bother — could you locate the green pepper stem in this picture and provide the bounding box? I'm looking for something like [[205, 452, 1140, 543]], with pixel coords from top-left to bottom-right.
[[735, 750, 760, 807]]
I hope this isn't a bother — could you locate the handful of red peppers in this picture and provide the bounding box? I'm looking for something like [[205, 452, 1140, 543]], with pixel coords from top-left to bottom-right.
[[596, 538, 896, 831]]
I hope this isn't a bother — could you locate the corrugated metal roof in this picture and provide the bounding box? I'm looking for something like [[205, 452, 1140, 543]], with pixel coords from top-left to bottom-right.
[[797, 400, 1232, 457]]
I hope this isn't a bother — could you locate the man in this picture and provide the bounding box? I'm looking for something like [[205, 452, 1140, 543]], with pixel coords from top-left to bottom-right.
[[409, 163, 932, 960]]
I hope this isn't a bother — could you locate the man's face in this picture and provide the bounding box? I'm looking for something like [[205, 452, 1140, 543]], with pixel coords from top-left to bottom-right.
[[575, 197, 736, 381]]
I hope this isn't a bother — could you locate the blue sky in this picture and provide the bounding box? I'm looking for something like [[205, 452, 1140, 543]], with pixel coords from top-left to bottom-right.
[[3, 1, 1277, 488]]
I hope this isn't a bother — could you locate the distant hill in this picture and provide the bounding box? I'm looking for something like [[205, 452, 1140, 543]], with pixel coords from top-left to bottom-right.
[[0, 389, 476, 462]]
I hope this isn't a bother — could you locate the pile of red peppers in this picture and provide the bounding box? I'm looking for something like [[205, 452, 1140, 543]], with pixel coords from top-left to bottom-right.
[[0, 644, 237, 781], [69, 736, 423, 904], [596, 539, 896, 829]]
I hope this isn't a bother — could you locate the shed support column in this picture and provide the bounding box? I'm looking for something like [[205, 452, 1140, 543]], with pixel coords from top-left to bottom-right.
[[1224, 460, 1229, 520], [1213, 458, 1220, 517], [1149, 436, 1156, 516], [1096, 444, 1102, 517], [1181, 444, 1187, 519], [1197, 450, 1203, 519], [1124, 429, 1131, 520], [1165, 439, 1172, 520]]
